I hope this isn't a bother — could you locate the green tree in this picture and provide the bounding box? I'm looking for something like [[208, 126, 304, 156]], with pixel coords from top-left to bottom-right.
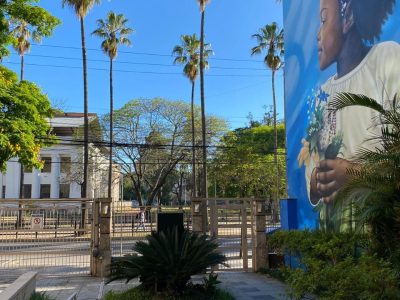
[[92, 11, 133, 199], [331, 92, 400, 267], [0, 66, 55, 172], [0, 0, 60, 59], [108, 98, 226, 206], [172, 33, 212, 197], [62, 0, 101, 198], [209, 124, 286, 204], [196, 0, 210, 199]]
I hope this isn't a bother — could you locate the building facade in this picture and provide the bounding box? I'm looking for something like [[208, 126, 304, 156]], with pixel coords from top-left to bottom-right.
[[0, 113, 120, 201]]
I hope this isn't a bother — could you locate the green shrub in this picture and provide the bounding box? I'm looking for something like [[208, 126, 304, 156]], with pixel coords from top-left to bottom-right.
[[269, 230, 400, 299], [108, 229, 226, 295], [30, 292, 54, 300]]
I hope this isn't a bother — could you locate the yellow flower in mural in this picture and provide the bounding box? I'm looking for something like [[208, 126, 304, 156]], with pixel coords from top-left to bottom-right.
[[297, 138, 310, 167]]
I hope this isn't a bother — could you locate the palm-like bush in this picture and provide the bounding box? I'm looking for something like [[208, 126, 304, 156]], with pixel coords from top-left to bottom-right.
[[330, 92, 400, 265], [108, 229, 225, 295]]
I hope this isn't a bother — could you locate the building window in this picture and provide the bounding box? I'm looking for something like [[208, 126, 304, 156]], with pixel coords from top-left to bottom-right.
[[59, 184, 70, 198], [23, 184, 31, 199], [60, 157, 71, 174], [41, 157, 52, 173], [2, 186, 5, 198], [40, 184, 51, 199]]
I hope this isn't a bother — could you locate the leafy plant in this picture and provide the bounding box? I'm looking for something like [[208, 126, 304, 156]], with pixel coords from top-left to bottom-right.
[[108, 229, 226, 295], [269, 230, 400, 299], [202, 272, 221, 294], [30, 291, 55, 300], [330, 93, 400, 266]]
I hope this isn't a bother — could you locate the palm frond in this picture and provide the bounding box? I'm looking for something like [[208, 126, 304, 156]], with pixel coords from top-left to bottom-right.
[[329, 93, 385, 115]]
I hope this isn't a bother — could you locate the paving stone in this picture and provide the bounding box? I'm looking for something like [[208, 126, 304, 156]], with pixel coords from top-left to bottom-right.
[[251, 295, 277, 300]]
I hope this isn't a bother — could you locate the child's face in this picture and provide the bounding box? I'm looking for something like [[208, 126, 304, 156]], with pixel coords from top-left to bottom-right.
[[317, 0, 343, 70]]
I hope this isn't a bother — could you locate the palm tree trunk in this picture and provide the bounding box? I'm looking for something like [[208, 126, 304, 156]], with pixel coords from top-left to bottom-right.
[[80, 16, 89, 232], [20, 55, 24, 81], [199, 9, 208, 234], [18, 55, 24, 227], [17, 163, 24, 228], [80, 16, 89, 199], [191, 81, 197, 197], [272, 69, 279, 222], [108, 58, 114, 199], [272, 70, 277, 163], [200, 10, 207, 199]]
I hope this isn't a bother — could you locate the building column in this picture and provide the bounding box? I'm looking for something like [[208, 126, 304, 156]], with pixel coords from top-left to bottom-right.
[[31, 169, 41, 199], [50, 154, 61, 198], [70, 152, 81, 198], [0, 173, 3, 199], [5, 159, 19, 198]]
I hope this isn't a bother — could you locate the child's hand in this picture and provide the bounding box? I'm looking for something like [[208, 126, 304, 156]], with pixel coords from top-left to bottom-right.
[[315, 158, 353, 204]]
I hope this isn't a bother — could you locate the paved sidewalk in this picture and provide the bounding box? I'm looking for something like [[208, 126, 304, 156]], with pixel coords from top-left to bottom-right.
[[34, 276, 139, 300], [1, 272, 288, 299], [218, 272, 289, 300]]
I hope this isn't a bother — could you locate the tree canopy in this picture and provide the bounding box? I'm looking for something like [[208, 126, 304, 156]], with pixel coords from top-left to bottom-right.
[[209, 123, 286, 199], [105, 98, 226, 205], [0, 0, 60, 58], [0, 66, 55, 171]]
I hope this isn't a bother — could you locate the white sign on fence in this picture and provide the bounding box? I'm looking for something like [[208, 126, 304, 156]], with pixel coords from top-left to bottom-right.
[[31, 214, 44, 230]]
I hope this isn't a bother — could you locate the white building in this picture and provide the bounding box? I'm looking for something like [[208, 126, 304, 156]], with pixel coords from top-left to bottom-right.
[[0, 113, 120, 201]]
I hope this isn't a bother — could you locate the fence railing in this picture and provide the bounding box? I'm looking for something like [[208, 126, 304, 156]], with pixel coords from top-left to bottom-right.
[[0, 199, 93, 278], [110, 202, 192, 257]]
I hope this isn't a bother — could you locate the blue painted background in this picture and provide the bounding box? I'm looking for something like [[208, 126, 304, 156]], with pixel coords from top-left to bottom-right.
[[283, 0, 400, 229]]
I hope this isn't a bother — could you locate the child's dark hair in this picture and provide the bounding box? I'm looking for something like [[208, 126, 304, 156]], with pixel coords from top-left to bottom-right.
[[341, 0, 396, 43]]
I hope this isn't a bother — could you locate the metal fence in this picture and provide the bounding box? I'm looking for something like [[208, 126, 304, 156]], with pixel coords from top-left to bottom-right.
[[110, 202, 192, 257], [207, 198, 253, 271], [0, 199, 92, 281]]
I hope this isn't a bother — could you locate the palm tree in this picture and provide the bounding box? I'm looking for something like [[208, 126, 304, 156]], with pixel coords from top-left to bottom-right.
[[92, 12, 133, 199], [331, 92, 400, 266], [196, 0, 210, 199], [251, 22, 284, 164], [172, 34, 212, 198], [62, 0, 101, 198], [9, 19, 40, 81], [251, 23, 284, 217], [10, 19, 40, 203]]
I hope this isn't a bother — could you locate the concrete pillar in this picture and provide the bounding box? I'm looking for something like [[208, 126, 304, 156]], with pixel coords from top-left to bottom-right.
[[252, 199, 267, 272], [91, 198, 100, 276], [92, 198, 112, 277], [0, 173, 3, 199], [50, 154, 60, 198], [5, 159, 19, 198], [191, 198, 205, 234], [31, 169, 40, 199]]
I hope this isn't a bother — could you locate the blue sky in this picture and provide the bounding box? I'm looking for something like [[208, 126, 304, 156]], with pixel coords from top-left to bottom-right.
[[3, 0, 284, 129]]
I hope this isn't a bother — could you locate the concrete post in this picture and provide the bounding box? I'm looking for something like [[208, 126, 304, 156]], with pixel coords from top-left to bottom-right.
[[96, 198, 112, 277], [90, 198, 100, 276], [252, 199, 267, 272], [31, 169, 40, 199], [0, 173, 3, 199], [191, 198, 205, 234], [50, 154, 60, 198]]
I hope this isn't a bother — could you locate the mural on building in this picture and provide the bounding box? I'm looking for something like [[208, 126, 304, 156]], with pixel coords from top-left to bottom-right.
[[284, 0, 400, 230]]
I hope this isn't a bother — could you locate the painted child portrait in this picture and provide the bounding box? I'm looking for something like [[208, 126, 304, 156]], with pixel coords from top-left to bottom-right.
[[297, 0, 400, 231]]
